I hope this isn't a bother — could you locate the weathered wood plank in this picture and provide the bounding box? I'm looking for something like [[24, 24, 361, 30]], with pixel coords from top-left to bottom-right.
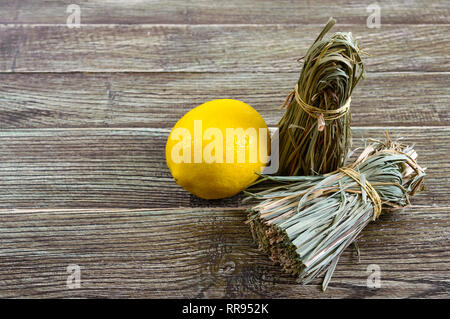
[[0, 24, 448, 73], [0, 128, 447, 209], [0, 206, 448, 298], [1, 0, 449, 24], [0, 72, 448, 129]]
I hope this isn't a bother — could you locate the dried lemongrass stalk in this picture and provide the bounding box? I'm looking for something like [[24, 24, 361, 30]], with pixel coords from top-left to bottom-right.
[[246, 134, 425, 290], [278, 18, 365, 175]]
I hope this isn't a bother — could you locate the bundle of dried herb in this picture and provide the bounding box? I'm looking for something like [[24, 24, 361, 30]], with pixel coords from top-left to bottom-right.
[[278, 18, 365, 176], [246, 134, 425, 290]]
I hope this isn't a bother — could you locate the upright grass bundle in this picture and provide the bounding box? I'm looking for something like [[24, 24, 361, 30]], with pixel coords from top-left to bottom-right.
[[278, 18, 365, 176], [246, 135, 425, 290]]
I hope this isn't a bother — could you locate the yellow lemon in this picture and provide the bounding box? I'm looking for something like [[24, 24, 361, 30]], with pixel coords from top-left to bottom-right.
[[166, 99, 270, 199]]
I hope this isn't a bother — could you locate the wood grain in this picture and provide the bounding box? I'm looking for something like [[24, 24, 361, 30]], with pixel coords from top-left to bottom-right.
[[0, 127, 447, 209], [0, 0, 448, 299], [0, 24, 448, 73], [0, 206, 448, 298], [0, 71, 448, 129], [1, 0, 449, 24]]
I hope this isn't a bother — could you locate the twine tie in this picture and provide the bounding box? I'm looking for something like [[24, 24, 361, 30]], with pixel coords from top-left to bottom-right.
[[339, 167, 382, 220], [281, 84, 351, 132]]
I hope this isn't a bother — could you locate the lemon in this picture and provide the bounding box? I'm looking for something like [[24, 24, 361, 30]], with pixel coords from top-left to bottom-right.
[[166, 99, 270, 199]]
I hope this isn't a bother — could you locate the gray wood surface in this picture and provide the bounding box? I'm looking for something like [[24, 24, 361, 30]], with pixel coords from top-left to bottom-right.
[[0, 0, 448, 298], [0, 72, 448, 128], [0, 206, 448, 298], [1, 0, 449, 24], [0, 25, 448, 72]]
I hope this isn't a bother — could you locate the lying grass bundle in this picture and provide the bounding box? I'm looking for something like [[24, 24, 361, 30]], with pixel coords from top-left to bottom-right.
[[246, 135, 425, 290], [278, 18, 365, 175]]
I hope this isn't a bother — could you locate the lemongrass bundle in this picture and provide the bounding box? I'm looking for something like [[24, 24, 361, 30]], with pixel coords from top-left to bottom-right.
[[278, 18, 365, 176], [246, 135, 425, 290]]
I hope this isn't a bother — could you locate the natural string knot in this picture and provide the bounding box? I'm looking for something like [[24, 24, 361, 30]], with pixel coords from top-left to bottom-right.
[[339, 167, 382, 220], [281, 84, 351, 132]]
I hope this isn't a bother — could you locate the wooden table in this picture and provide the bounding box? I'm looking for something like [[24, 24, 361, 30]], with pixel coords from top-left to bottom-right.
[[0, 1, 448, 298]]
